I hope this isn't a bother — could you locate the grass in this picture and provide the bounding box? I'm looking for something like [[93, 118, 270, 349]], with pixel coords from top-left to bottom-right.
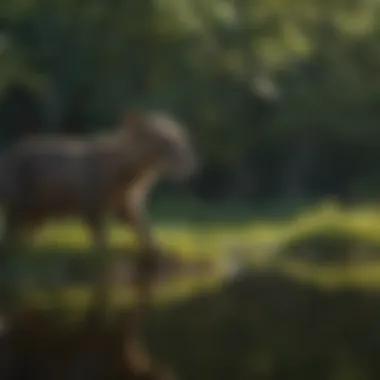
[[30, 199, 380, 257], [11, 199, 380, 311], [9, 199, 380, 380]]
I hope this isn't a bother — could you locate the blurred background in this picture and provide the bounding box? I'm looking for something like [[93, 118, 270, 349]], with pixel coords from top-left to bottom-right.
[[2, 0, 380, 379]]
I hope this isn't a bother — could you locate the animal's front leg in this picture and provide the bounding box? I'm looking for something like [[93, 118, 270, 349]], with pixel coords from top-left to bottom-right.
[[118, 203, 158, 252], [123, 189, 161, 287]]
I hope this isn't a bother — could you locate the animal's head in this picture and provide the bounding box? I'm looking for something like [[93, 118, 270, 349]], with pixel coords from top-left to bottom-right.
[[120, 110, 198, 181]]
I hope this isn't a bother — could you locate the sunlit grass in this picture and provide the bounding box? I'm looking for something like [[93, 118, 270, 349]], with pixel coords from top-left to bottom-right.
[[28, 201, 380, 253], [18, 200, 380, 309], [27, 200, 380, 262]]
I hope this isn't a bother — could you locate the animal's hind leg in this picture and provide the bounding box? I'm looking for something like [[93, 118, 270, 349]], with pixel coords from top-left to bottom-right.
[[115, 204, 160, 313], [118, 194, 162, 286]]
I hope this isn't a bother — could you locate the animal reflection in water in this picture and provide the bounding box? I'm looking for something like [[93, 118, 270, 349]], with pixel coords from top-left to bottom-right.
[[0, 110, 197, 278]]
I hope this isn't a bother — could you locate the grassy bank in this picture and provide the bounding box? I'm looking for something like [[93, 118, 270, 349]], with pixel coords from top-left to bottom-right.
[[3, 200, 379, 313], [28, 200, 380, 264]]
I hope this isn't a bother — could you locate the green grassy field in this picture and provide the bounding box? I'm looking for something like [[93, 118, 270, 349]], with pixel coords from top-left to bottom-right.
[[14, 200, 380, 311], [31, 200, 380, 254]]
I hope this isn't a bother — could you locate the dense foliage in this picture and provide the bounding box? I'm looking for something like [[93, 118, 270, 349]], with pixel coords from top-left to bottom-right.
[[1, 0, 380, 202]]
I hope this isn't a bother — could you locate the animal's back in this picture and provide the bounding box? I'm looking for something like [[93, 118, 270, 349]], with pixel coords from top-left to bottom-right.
[[0, 135, 97, 218]]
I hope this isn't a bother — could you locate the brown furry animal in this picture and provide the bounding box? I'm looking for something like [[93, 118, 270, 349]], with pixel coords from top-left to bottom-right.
[[0, 110, 197, 279]]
